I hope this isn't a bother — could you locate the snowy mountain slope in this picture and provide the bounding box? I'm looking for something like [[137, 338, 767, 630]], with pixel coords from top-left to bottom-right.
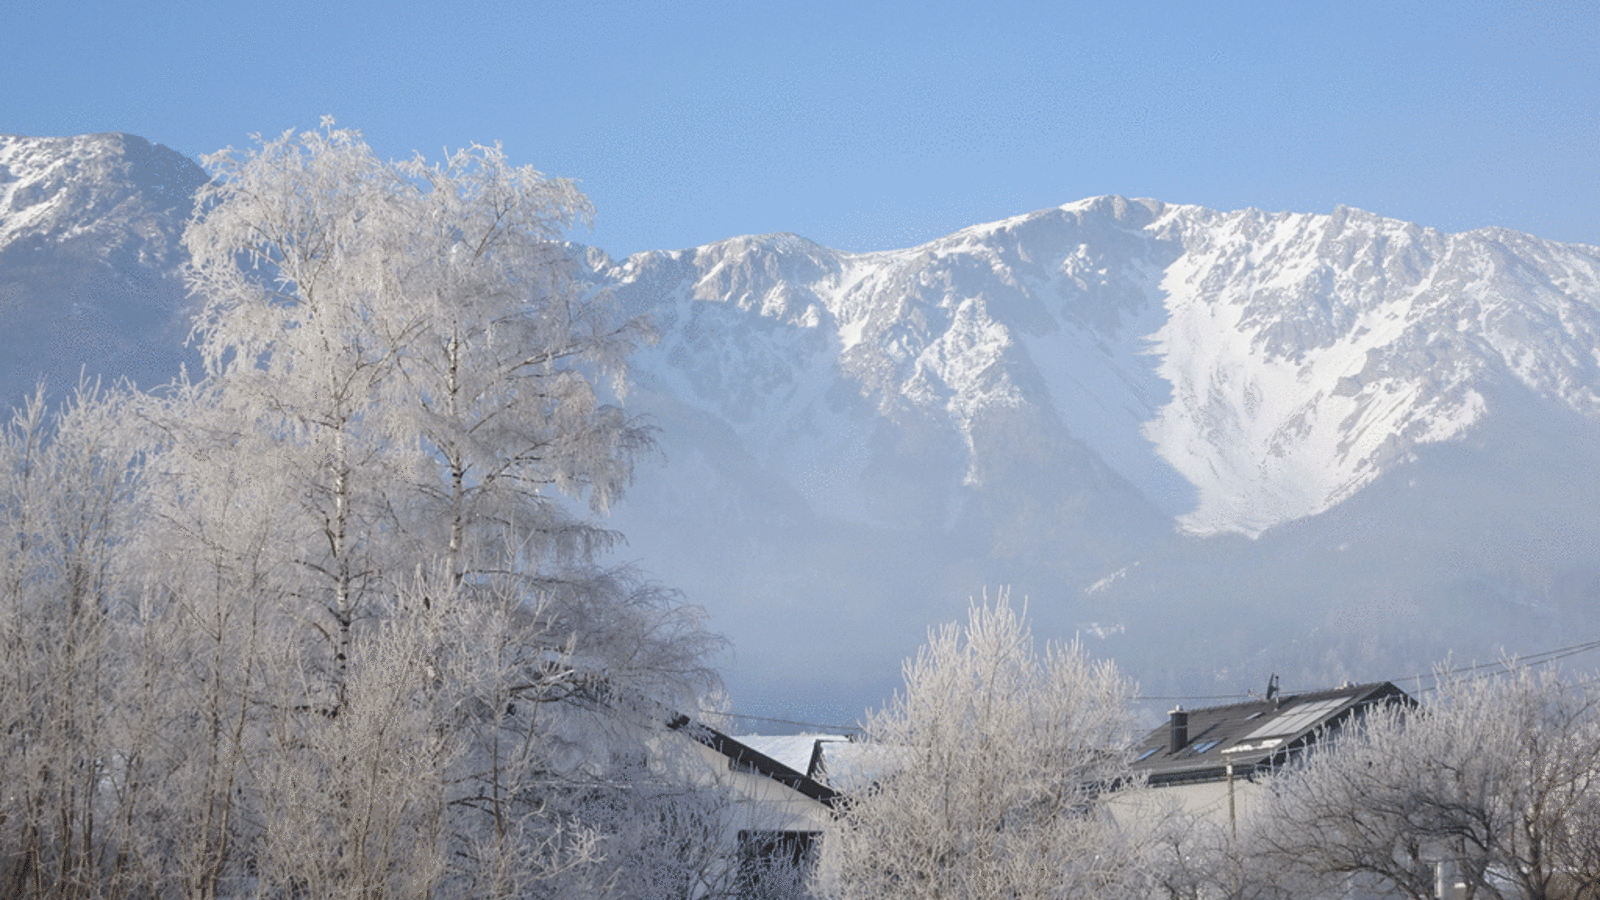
[[579, 198, 1600, 718], [7, 130, 1600, 720], [1144, 204, 1600, 535], [0, 133, 199, 258], [589, 197, 1600, 538], [0, 133, 206, 399]]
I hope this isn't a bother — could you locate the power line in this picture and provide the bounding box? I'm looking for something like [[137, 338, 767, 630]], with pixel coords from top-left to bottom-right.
[[1114, 636, 1600, 704], [700, 709, 864, 733], [1133, 693, 1250, 702], [1284, 636, 1600, 698], [710, 636, 1600, 731]]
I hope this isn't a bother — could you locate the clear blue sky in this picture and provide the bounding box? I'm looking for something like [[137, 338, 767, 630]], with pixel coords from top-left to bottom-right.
[[6, 0, 1597, 259]]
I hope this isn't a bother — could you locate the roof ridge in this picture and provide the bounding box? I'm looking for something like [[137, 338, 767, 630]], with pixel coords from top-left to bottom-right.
[[1171, 680, 1395, 715]]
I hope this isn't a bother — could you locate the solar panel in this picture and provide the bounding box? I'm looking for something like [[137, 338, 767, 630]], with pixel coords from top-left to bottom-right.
[[1240, 697, 1348, 741]]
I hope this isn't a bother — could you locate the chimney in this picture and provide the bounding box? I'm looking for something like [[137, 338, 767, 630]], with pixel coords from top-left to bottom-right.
[[1169, 706, 1189, 753]]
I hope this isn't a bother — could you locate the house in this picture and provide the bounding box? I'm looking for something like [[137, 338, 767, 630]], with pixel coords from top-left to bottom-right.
[[664, 717, 843, 896], [1122, 679, 1415, 832], [657, 723, 914, 897]]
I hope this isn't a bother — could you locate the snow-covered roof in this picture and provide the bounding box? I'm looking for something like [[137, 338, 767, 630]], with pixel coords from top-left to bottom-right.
[[734, 733, 912, 793], [739, 734, 851, 778], [812, 740, 912, 793], [668, 720, 841, 806]]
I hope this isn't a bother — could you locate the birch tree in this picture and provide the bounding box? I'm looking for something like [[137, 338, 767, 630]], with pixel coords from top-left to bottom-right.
[[0, 120, 728, 898], [812, 591, 1153, 900], [151, 119, 723, 895], [179, 118, 669, 716]]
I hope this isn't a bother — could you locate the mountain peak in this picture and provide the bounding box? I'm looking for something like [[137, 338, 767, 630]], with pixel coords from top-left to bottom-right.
[[0, 132, 207, 261], [1061, 194, 1167, 224], [0, 132, 206, 401]]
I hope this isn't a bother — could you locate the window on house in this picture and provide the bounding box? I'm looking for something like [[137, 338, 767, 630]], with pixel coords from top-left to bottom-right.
[[1135, 747, 1160, 762], [1189, 739, 1221, 754]]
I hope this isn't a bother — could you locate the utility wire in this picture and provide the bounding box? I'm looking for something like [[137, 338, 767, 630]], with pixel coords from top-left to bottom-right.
[[709, 635, 1600, 731], [1133, 693, 1251, 702], [1132, 637, 1600, 704], [699, 710, 863, 733], [1282, 636, 1600, 698]]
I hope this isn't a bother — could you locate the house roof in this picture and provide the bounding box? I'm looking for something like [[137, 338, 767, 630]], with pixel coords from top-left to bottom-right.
[[737, 734, 913, 794], [740, 734, 852, 779], [666, 716, 842, 806], [1129, 681, 1413, 786], [811, 739, 911, 793]]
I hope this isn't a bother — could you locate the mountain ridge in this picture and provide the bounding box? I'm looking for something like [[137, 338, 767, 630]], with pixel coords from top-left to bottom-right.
[[578, 197, 1600, 716], [588, 196, 1600, 538]]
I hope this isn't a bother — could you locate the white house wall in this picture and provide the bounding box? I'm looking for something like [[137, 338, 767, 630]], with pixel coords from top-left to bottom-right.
[[1107, 778, 1265, 836]]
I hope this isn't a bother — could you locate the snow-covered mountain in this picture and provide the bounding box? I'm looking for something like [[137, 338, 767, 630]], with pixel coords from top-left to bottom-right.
[[590, 197, 1600, 539], [583, 197, 1600, 720], [7, 133, 1600, 725], [0, 132, 206, 400]]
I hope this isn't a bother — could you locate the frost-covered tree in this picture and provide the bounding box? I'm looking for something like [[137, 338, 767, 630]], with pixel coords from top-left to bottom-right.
[[1144, 802, 1322, 900], [1256, 664, 1600, 900], [0, 121, 728, 899], [120, 121, 723, 896], [178, 118, 676, 715], [0, 382, 149, 898], [812, 591, 1154, 900]]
